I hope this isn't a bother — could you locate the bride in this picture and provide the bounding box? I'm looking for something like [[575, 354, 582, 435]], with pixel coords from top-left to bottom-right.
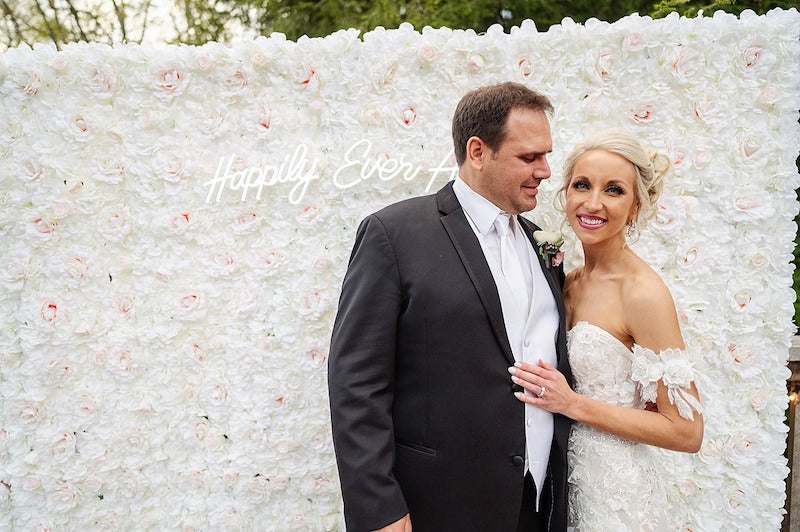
[[508, 130, 704, 530]]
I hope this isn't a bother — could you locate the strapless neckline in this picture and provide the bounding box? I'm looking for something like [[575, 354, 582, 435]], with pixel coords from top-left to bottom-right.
[[568, 321, 633, 353]]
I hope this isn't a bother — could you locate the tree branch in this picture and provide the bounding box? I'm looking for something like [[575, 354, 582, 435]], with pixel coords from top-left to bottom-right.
[[137, 0, 153, 43], [110, 0, 128, 42], [0, 0, 31, 47], [33, 0, 60, 48], [183, 0, 195, 42], [64, 0, 89, 41]]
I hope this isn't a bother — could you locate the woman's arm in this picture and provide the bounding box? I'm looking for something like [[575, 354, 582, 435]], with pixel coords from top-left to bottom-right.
[[510, 277, 703, 453]]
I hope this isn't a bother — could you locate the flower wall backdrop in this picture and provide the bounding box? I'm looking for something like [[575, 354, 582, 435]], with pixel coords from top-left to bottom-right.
[[1, 9, 799, 530]]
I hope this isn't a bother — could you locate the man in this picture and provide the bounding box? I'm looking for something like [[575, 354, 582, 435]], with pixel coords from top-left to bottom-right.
[[328, 82, 572, 532]]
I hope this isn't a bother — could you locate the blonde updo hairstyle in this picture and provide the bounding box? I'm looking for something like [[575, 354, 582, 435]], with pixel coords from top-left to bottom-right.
[[558, 130, 671, 227]]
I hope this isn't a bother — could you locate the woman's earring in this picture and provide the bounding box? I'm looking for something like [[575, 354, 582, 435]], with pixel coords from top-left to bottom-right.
[[626, 220, 637, 238]]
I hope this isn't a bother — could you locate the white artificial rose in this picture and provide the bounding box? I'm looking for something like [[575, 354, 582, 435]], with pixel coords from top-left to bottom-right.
[[417, 43, 436, 62], [82, 64, 116, 99], [394, 104, 418, 128], [208, 249, 237, 277], [585, 48, 618, 84], [291, 61, 318, 88], [650, 195, 687, 237], [155, 151, 190, 184], [749, 251, 768, 270], [250, 46, 271, 68], [298, 288, 327, 319], [244, 101, 276, 137], [167, 211, 192, 236], [297, 203, 324, 224], [111, 293, 136, 320], [622, 32, 645, 52], [756, 87, 780, 107], [305, 344, 328, 369], [578, 93, 608, 119], [231, 209, 261, 234], [691, 98, 723, 125], [93, 156, 125, 184], [26, 216, 57, 240], [74, 392, 98, 419], [669, 46, 704, 85], [7, 68, 41, 99], [629, 102, 655, 123], [195, 53, 214, 71], [110, 348, 136, 380], [0, 254, 29, 291], [153, 66, 190, 100], [224, 68, 248, 95], [47, 483, 80, 513], [198, 102, 229, 136], [173, 292, 206, 321], [66, 115, 91, 144], [466, 53, 485, 74], [238, 474, 271, 505], [736, 41, 776, 75], [691, 147, 713, 169], [49, 431, 78, 464], [724, 340, 769, 379], [233, 289, 260, 317], [209, 506, 249, 529], [98, 207, 131, 242], [728, 188, 774, 222]]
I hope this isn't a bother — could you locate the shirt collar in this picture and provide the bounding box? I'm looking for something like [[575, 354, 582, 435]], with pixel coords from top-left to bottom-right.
[[452, 176, 505, 236]]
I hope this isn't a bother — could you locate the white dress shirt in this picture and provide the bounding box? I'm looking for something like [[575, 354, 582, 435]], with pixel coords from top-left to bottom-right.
[[453, 177, 559, 508]]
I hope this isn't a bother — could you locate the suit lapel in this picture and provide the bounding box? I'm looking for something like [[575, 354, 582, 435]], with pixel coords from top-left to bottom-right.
[[518, 216, 568, 362], [437, 183, 515, 366], [518, 217, 566, 317]]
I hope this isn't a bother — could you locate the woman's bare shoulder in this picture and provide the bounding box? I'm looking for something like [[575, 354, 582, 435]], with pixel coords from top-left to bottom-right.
[[621, 259, 684, 350], [564, 267, 582, 287]]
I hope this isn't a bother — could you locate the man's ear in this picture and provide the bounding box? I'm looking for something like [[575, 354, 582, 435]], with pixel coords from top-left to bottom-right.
[[465, 136, 486, 170]]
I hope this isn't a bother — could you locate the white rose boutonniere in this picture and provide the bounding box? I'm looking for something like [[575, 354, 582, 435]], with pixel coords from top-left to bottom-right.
[[533, 230, 565, 268]]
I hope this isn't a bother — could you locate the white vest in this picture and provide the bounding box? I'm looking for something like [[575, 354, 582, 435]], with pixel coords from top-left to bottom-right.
[[485, 220, 559, 506]]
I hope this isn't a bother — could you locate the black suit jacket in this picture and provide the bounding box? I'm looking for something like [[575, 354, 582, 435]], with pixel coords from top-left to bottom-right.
[[329, 182, 573, 531]]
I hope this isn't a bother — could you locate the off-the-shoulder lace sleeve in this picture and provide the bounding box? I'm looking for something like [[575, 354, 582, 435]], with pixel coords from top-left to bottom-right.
[[630, 345, 703, 420]]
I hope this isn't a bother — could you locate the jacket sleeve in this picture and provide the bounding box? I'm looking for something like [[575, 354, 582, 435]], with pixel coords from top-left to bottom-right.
[[328, 214, 408, 531]]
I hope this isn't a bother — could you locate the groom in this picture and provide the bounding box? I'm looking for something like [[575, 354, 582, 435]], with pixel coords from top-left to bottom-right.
[[328, 82, 572, 532]]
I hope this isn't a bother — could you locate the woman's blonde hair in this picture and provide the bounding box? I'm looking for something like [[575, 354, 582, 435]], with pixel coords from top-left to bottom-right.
[[558, 130, 670, 226]]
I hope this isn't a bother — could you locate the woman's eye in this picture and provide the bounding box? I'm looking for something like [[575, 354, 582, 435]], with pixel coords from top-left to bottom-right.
[[607, 185, 625, 195], [572, 181, 589, 190]]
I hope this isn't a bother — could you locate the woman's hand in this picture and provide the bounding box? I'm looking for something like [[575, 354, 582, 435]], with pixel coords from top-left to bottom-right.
[[509, 360, 579, 418]]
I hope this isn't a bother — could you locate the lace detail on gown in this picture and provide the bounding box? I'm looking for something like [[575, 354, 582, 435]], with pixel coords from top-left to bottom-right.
[[566, 322, 700, 531], [630, 345, 703, 421]]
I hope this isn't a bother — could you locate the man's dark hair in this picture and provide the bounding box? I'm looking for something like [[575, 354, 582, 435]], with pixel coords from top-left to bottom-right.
[[451, 82, 553, 166]]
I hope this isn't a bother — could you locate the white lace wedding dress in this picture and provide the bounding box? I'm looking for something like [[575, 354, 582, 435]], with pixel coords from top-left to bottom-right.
[[566, 321, 701, 531]]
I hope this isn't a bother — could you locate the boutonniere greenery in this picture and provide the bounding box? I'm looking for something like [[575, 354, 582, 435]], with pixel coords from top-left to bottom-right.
[[533, 230, 565, 268]]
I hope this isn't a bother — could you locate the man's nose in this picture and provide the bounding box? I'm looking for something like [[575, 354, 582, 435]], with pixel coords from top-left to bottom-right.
[[535, 157, 551, 180]]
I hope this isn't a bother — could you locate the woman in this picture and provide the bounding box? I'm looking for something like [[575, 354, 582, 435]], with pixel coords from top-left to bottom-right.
[[508, 130, 703, 530]]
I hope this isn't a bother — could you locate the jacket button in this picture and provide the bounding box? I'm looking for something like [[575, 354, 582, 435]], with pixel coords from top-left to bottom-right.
[[512, 455, 524, 467], [512, 383, 523, 393]]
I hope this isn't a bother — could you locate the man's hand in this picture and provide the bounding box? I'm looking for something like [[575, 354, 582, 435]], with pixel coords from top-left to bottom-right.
[[373, 514, 412, 532]]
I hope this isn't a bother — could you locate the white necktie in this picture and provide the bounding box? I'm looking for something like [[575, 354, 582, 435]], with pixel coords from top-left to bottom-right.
[[494, 213, 529, 316]]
